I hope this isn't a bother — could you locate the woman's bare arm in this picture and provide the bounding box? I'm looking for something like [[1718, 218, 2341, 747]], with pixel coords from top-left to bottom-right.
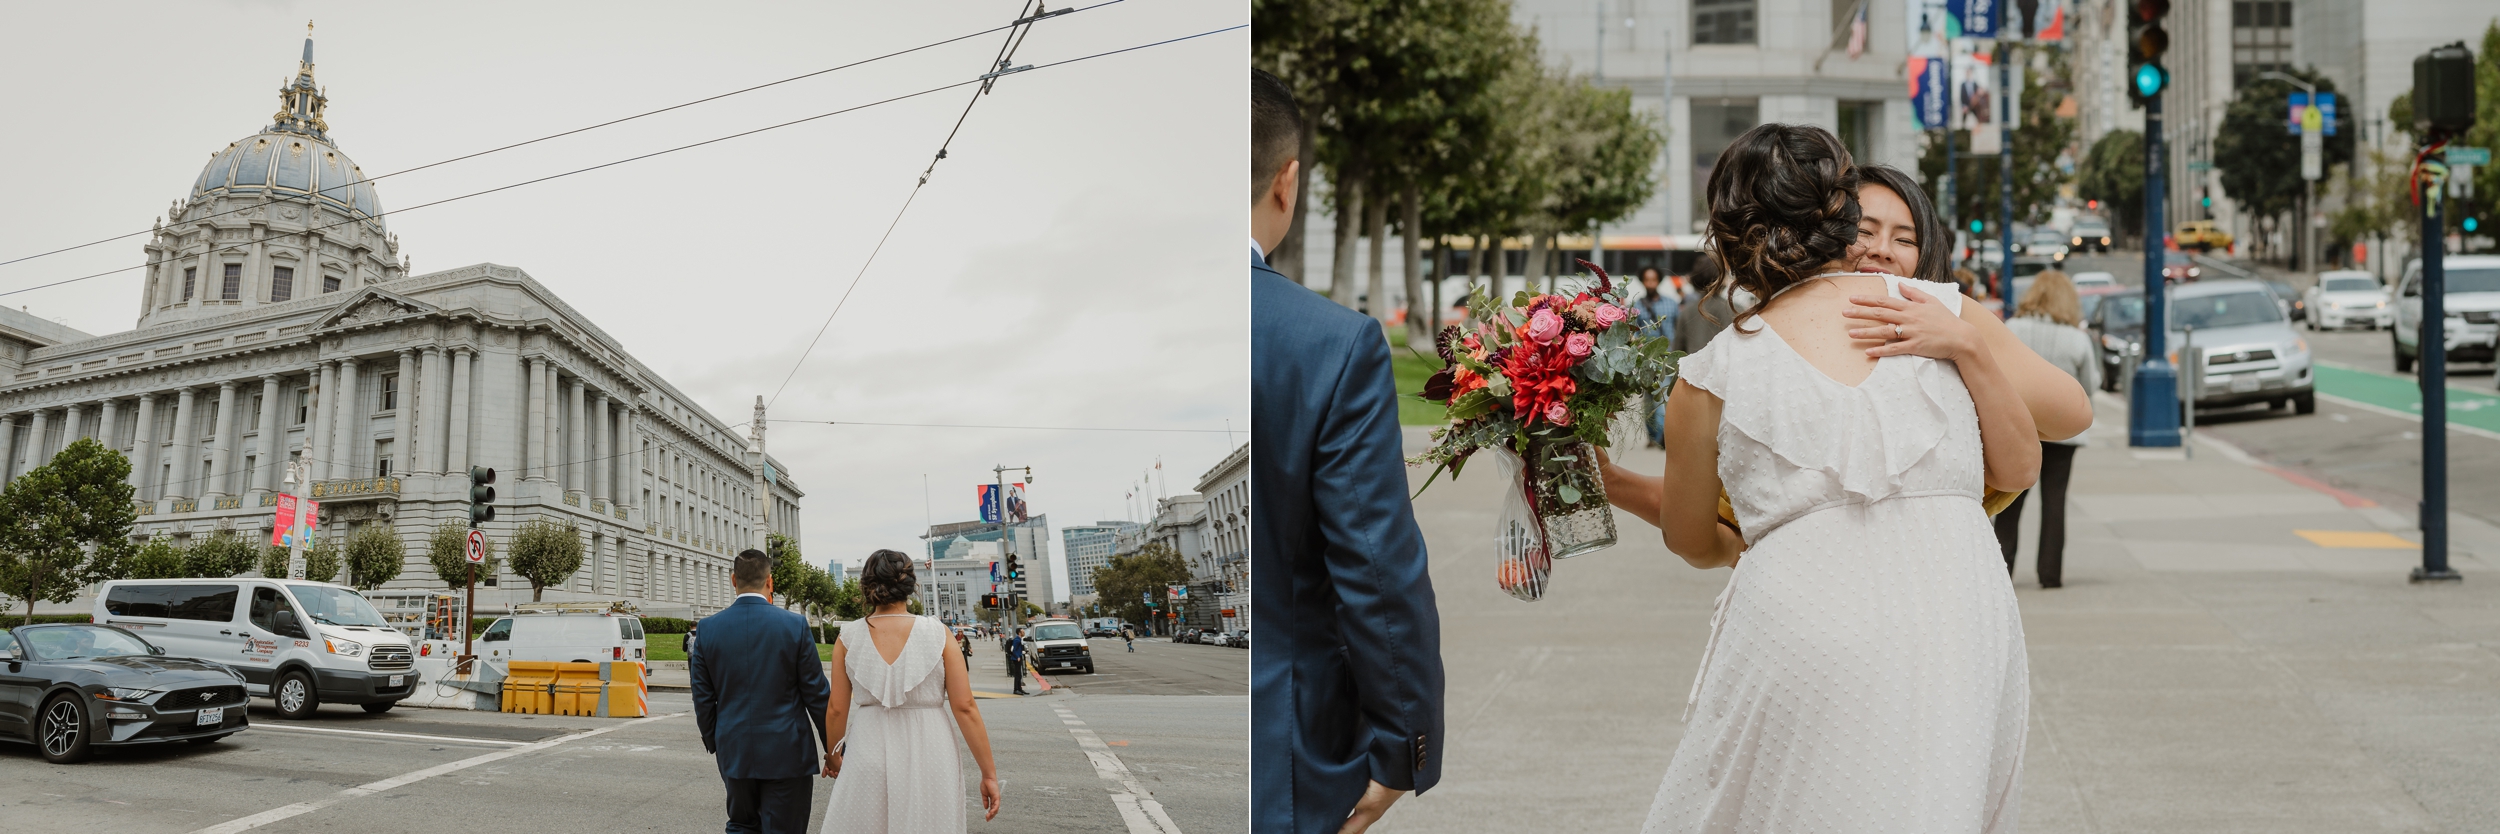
[[821, 641, 850, 775], [1658, 379, 1747, 568], [1967, 305, 2095, 441], [944, 638, 1003, 820]]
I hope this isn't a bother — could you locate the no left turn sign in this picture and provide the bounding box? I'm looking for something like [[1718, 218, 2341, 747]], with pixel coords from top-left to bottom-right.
[[467, 530, 487, 564]]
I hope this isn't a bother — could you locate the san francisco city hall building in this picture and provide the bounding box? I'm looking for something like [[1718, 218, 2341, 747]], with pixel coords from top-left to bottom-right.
[[0, 35, 802, 614]]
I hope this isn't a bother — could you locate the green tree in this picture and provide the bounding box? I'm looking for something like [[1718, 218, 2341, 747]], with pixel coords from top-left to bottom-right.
[[182, 530, 257, 580], [768, 533, 806, 608], [1089, 542, 1191, 632], [259, 544, 287, 578], [828, 574, 866, 620], [1918, 46, 2074, 231], [426, 522, 499, 588], [0, 438, 138, 625], [306, 538, 345, 584], [128, 535, 187, 580], [344, 524, 403, 590], [2077, 130, 2147, 242], [2213, 66, 2356, 262], [507, 519, 584, 602]]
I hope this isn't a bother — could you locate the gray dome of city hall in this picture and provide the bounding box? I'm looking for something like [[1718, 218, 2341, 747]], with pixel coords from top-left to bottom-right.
[[0, 30, 802, 617]]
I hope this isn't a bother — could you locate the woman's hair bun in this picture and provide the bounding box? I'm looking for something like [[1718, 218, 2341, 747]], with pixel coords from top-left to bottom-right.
[[860, 549, 917, 607]]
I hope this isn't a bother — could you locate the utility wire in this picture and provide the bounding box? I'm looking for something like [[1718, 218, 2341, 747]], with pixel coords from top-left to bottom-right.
[[767, 419, 1236, 434], [0, 20, 1242, 300], [0, 1, 1129, 272]]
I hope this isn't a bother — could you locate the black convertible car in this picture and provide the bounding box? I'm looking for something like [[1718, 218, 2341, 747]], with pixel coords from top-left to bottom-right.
[[0, 623, 250, 763]]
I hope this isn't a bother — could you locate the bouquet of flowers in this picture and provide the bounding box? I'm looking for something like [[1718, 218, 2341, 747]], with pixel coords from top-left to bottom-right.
[[1411, 259, 1682, 601]]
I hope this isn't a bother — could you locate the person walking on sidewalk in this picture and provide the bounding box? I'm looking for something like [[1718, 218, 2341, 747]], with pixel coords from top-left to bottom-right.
[[958, 629, 972, 668], [1005, 628, 1027, 696], [1995, 270, 2100, 588], [690, 550, 831, 834], [820, 550, 1002, 831], [1250, 68, 1444, 834], [1121, 624, 1135, 653]]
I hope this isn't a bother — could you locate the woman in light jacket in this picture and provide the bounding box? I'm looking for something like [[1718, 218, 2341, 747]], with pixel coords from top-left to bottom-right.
[[1995, 269, 2101, 587]]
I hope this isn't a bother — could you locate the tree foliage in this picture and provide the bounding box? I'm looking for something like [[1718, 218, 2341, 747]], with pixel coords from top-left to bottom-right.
[[2077, 130, 2146, 241], [767, 533, 805, 607], [344, 524, 403, 590], [827, 573, 866, 620], [507, 519, 583, 602], [184, 531, 258, 581], [0, 438, 137, 624], [128, 535, 187, 580], [1088, 542, 1191, 629], [2213, 67, 2356, 224], [426, 522, 498, 588]]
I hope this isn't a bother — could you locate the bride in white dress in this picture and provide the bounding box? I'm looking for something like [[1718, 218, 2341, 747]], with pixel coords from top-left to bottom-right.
[[1601, 126, 2092, 831], [821, 550, 1001, 833]]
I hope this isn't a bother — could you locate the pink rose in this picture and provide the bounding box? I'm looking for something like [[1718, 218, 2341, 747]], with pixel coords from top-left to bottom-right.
[[1526, 309, 1565, 344], [1564, 332, 1595, 358], [1462, 332, 1483, 351], [1593, 304, 1627, 326], [1545, 401, 1573, 425]]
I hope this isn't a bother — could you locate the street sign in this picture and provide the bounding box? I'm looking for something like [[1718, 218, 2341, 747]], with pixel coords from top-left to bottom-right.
[[2286, 92, 2337, 136], [466, 529, 487, 564], [2186, 161, 2212, 172], [2448, 147, 2491, 166]]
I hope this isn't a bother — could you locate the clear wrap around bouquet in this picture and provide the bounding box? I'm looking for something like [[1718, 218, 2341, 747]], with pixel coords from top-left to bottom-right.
[[1410, 260, 1683, 602]]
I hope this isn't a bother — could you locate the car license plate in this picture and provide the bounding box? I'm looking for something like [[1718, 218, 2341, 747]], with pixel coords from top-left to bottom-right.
[[2230, 375, 2260, 393], [196, 707, 223, 726], [388, 675, 404, 687]]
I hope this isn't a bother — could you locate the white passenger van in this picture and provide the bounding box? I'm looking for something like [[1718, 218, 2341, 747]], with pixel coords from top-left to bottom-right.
[[94, 578, 419, 719], [478, 602, 647, 673]]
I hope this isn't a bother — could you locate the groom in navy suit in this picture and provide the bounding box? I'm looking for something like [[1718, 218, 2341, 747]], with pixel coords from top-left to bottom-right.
[[691, 549, 832, 834], [1250, 69, 1445, 834]]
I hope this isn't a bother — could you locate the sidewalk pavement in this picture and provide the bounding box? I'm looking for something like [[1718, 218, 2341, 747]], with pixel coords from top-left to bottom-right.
[[646, 636, 1052, 700], [1375, 393, 2500, 834]]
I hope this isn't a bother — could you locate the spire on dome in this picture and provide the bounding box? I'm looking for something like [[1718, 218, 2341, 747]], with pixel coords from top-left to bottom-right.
[[272, 21, 330, 139]]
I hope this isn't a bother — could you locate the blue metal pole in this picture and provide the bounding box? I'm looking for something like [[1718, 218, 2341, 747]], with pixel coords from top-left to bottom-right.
[[2416, 172, 2458, 581], [2129, 91, 2181, 446], [1998, 39, 2015, 315]]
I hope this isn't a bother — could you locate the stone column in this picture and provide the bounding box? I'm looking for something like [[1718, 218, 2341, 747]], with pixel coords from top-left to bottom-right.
[[419, 346, 446, 473], [567, 378, 586, 495], [524, 357, 547, 480], [97, 399, 119, 456], [543, 364, 561, 484], [129, 394, 157, 498], [621, 405, 639, 510], [206, 382, 239, 498], [255, 375, 284, 495], [306, 362, 334, 485], [329, 359, 361, 480], [165, 391, 195, 499], [447, 348, 472, 476], [23, 408, 50, 468], [393, 349, 417, 477], [593, 394, 613, 506], [61, 404, 85, 447], [0, 414, 15, 483]]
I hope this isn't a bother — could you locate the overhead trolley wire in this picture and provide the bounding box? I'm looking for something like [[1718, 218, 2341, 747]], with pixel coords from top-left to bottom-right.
[[0, 18, 1241, 301], [767, 419, 1236, 434], [0, 0, 1131, 272]]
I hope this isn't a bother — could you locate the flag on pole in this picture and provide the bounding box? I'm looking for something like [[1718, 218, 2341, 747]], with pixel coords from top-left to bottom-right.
[[1847, 1, 1868, 58]]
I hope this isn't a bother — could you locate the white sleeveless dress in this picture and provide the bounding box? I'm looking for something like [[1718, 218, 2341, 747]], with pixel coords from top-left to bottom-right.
[[823, 615, 965, 834], [1642, 274, 2028, 833]]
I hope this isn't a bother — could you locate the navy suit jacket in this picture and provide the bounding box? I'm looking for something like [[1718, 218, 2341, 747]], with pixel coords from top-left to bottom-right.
[[1250, 248, 1446, 834], [690, 596, 833, 780]]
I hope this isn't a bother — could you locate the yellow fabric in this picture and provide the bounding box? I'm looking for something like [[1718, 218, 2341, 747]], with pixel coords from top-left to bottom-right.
[[1716, 488, 2023, 534]]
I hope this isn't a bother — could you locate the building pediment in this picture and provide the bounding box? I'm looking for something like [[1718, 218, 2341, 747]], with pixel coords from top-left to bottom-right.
[[312, 287, 436, 330]]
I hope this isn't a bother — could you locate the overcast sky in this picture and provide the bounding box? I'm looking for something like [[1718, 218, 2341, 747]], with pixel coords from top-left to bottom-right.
[[0, 1, 1246, 601]]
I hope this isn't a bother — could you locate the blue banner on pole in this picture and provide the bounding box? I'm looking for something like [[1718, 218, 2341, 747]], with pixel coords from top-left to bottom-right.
[[977, 484, 1000, 523], [1948, 0, 1998, 39], [2286, 92, 2337, 136], [1910, 57, 1950, 129]]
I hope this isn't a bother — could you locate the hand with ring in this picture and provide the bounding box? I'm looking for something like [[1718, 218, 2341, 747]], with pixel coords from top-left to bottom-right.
[[1842, 283, 1981, 361]]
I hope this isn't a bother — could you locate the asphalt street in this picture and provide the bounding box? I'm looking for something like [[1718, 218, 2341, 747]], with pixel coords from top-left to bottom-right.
[[1037, 637, 1248, 697], [0, 638, 1246, 834]]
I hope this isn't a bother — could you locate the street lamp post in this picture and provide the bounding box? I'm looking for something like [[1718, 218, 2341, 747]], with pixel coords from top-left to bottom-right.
[[2130, 87, 2183, 446], [2259, 71, 2324, 274], [992, 464, 1031, 632]]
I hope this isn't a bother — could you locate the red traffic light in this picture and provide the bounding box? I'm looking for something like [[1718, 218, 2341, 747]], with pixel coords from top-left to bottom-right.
[[2134, 0, 2170, 21]]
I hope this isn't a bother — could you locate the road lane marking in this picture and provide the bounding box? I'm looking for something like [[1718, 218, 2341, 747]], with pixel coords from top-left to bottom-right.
[[249, 723, 536, 747], [1052, 704, 1182, 834], [185, 712, 685, 834], [2295, 530, 2421, 549]]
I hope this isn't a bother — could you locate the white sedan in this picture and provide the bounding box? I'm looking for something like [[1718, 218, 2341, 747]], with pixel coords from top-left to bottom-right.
[[2305, 270, 2392, 330], [2069, 271, 2119, 290]]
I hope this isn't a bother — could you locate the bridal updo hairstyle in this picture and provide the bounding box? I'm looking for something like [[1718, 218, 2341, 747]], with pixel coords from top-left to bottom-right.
[[860, 549, 916, 608], [1702, 123, 1861, 332]]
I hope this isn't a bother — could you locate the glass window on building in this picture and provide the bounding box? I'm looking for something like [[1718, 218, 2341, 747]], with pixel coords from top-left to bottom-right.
[[296, 388, 310, 424], [182, 267, 196, 301], [1693, 0, 1757, 45], [2231, 1, 2294, 88], [222, 263, 243, 300], [1690, 98, 1762, 222], [323, 273, 342, 293], [381, 373, 398, 410], [375, 439, 393, 478], [1837, 100, 1880, 165], [271, 266, 293, 302]]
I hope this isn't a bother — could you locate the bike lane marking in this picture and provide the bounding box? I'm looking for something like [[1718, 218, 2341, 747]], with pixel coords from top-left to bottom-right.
[[1051, 703, 1183, 834], [185, 712, 685, 834], [2312, 362, 2500, 436]]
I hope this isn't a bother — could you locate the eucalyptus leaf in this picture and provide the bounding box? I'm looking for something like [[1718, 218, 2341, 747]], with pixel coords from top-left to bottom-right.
[[1558, 484, 1582, 504]]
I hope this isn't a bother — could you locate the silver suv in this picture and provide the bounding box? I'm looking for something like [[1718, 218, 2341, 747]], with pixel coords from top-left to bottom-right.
[[2391, 255, 2500, 373]]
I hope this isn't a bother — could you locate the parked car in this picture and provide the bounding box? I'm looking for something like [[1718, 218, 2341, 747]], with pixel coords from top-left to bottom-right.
[[2069, 271, 2119, 290], [95, 578, 418, 719], [2392, 255, 2500, 373], [2259, 279, 2304, 321], [1203, 630, 1232, 647], [1225, 629, 1250, 650], [478, 608, 647, 671], [2027, 229, 2071, 261], [2175, 219, 2234, 252], [1023, 619, 1092, 674], [2076, 283, 2127, 327], [2159, 250, 2202, 282], [0, 624, 251, 763], [2305, 270, 2393, 331], [2092, 281, 2315, 413], [2070, 217, 2114, 253]]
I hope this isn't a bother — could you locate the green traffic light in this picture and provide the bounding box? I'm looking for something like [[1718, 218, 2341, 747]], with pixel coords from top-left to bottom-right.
[[1969, 219, 1985, 233], [2469, 217, 2482, 233], [2134, 63, 2167, 97]]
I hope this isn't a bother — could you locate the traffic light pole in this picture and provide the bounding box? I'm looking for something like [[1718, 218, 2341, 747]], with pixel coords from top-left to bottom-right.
[[1998, 38, 2015, 315], [2129, 90, 2183, 446], [2416, 166, 2458, 581]]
